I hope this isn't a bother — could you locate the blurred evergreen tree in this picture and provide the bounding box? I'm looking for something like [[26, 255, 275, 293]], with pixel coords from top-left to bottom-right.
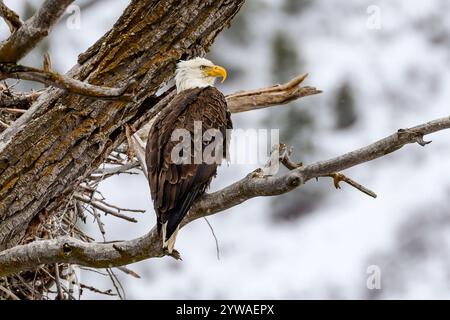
[[334, 82, 358, 130], [264, 31, 314, 160], [266, 31, 314, 155], [282, 0, 313, 16], [265, 29, 323, 222]]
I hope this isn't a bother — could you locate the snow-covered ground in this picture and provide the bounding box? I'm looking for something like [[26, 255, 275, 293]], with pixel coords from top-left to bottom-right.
[[3, 0, 450, 299]]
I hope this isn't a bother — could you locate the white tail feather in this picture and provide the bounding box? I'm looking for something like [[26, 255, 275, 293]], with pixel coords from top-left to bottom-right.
[[162, 223, 180, 254]]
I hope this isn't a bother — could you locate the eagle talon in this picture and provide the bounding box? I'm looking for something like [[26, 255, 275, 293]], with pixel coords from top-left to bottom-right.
[[164, 248, 182, 261]]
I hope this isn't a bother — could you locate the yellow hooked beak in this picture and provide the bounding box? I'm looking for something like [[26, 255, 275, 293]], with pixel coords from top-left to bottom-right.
[[204, 65, 227, 83]]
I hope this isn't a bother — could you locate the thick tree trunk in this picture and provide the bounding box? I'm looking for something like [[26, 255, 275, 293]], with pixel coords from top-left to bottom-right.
[[0, 0, 244, 250]]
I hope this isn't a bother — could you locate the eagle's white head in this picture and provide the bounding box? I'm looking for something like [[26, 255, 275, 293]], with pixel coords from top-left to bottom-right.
[[175, 57, 227, 93]]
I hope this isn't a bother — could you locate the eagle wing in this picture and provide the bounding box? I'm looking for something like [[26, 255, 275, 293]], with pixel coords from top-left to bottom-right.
[[146, 86, 231, 240]]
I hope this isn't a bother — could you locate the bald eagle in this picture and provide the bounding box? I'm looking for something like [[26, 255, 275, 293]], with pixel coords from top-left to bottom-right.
[[146, 57, 232, 254]]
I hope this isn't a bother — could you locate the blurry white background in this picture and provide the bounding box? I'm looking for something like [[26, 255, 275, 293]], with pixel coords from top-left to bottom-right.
[[2, 0, 450, 299]]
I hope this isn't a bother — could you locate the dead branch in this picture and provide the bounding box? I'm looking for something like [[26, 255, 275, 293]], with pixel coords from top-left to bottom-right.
[[0, 64, 134, 100], [0, 0, 74, 63], [1, 115, 448, 276], [190, 116, 450, 220], [74, 195, 139, 223], [316, 173, 377, 198], [92, 162, 140, 176], [0, 108, 26, 114], [0, 1, 22, 33], [226, 73, 321, 113], [79, 283, 116, 296]]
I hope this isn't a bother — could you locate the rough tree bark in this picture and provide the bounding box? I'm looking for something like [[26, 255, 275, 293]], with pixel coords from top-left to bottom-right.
[[0, 0, 245, 250]]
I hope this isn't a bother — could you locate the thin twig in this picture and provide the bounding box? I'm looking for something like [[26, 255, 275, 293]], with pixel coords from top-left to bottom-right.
[[74, 194, 139, 223], [116, 266, 141, 279], [92, 162, 139, 176], [204, 217, 220, 260], [93, 208, 106, 241], [316, 173, 377, 198], [95, 198, 145, 214], [0, 107, 26, 114], [79, 283, 116, 296], [106, 268, 125, 300], [54, 263, 64, 300]]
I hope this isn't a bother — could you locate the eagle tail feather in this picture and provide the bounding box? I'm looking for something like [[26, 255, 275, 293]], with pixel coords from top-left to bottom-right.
[[162, 223, 179, 254], [159, 188, 200, 254]]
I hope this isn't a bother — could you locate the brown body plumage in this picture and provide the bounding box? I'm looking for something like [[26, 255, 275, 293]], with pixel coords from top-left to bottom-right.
[[146, 86, 232, 252]]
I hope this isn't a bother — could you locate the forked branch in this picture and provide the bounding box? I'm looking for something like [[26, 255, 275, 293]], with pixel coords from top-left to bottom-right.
[[0, 0, 75, 62], [0, 1, 22, 33]]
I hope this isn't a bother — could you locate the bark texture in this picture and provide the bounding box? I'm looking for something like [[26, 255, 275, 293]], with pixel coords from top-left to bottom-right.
[[0, 0, 245, 251]]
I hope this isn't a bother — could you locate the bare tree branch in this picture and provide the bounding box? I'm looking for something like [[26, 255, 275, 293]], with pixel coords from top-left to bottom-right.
[[74, 194, 141, 223], [0, 107, 25, 114], [226, 73, 321, 113], [316, 172, 377, 198], [0, 64, 134, 100], [0, 0, 74, 62], [0, 1, 22, 33], [1, 114, 449, 276], [190, 116, 450, 219]]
